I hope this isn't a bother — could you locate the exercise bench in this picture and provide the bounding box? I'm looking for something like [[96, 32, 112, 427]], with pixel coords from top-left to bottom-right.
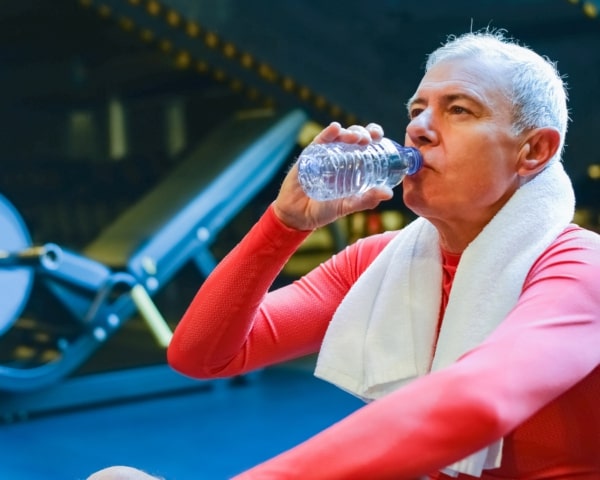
[[0, 108, 308, 393]]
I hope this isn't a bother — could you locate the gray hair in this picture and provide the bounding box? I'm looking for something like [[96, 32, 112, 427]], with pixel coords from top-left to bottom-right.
[[425, 29, 569, 163]]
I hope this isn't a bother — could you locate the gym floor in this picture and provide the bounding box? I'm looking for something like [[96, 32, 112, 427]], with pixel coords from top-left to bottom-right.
[[0, 361, 364, 480]]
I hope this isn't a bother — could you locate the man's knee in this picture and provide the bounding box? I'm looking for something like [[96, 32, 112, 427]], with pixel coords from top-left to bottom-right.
[[87, 466, 164, 480]]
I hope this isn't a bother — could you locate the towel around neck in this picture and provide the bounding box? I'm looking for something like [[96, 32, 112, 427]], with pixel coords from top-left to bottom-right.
[[314, 161, 576, 477]]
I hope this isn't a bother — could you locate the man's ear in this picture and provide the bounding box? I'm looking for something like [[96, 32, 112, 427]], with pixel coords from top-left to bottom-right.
[[517, 127, 561, 176]]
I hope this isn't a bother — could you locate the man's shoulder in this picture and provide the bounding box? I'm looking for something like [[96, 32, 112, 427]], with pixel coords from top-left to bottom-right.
[[558, 224, 600, 246], [544, 224, 600, 265]]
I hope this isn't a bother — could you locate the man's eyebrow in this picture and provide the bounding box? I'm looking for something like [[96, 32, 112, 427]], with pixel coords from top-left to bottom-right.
[[406, 95, 423, 110], [443, 93, 482, 105], [406, 93, 482, 111]]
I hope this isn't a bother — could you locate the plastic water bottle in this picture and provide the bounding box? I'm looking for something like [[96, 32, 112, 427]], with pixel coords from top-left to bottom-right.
[[297, 138, 422, 201]]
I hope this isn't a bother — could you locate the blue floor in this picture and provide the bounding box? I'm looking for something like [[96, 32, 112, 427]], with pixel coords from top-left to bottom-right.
[[0, 366, 363, 480]]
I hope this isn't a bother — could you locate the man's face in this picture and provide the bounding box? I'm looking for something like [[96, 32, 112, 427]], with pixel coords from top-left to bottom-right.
[[402, 56, 526, 230]]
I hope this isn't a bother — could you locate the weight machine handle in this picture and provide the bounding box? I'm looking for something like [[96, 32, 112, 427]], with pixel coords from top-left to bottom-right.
[[130, 284, 173, 348]]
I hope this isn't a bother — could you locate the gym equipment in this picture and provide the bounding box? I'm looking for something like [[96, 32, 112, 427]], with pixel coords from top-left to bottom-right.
[[0, 109, 307, 393]]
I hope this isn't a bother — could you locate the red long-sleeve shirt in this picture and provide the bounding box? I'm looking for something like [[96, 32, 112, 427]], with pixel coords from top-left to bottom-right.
[[168, 205, 600, 479]]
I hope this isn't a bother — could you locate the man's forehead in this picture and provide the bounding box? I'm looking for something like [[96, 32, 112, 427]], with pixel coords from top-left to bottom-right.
[[407, 58, 510, 107]]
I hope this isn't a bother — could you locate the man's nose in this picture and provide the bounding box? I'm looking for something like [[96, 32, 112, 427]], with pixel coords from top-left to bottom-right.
[[406, 110, 438, 147]]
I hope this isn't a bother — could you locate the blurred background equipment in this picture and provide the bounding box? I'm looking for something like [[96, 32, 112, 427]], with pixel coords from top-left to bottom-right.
[[0, 108, 306, 397]]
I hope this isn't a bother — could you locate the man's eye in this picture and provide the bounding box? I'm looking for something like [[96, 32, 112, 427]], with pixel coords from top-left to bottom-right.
[[450, 106, 469, 114], [409, 108, 423, 119]]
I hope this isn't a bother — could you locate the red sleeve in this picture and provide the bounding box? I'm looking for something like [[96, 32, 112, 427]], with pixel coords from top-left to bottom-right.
[[167, 204, 395, 378], [231, 227, 600, 479]]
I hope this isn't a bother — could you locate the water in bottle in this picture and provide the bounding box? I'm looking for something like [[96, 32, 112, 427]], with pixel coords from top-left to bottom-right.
[[297, 138, 423, 201]]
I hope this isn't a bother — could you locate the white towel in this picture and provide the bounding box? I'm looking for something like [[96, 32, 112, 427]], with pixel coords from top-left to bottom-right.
[[314, 161, 575, 477]]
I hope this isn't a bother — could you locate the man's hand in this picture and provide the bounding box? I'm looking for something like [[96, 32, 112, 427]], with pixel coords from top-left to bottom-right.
[[273, 122, 393, 231]]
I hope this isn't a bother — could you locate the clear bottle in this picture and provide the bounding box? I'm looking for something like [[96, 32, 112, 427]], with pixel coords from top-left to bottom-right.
[[297, 138, 423, 201]]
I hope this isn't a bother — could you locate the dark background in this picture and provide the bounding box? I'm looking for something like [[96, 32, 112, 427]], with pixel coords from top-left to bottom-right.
[[0, 1, 598, 251]]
